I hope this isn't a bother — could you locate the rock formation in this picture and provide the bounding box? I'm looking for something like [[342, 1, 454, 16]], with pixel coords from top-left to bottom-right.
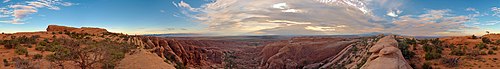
[[360, 35, 412, 69], [124, 36, 252, 67], [258, 37, 359, 69], [46, 25, 108, 34]]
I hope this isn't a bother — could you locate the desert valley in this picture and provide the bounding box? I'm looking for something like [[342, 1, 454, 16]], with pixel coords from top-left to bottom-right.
[[0, 25, 499, 69], [2, 0, 500, 69]]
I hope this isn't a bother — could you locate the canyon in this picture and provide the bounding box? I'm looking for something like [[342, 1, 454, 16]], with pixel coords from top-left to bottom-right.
[[2, 25, 500, 69]]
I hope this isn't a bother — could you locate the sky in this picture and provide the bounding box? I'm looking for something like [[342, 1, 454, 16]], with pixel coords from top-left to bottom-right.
[[0, 0, 499, 36]]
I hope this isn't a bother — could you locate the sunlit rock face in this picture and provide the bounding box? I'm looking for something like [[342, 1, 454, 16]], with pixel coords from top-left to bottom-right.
[[46, 25, 108, 34], [258, 37, 359, 69], [361, 35, 412, 69]]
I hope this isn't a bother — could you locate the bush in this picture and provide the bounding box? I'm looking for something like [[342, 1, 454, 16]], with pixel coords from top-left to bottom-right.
[[34, 54, 43, 59], [399, 42, 415, 59], [469, 50, 480, 56], [425, 52, 441, 60], [493, 46, 498, 51], [3, 59, 9, 66], [472, 35, 477, 39], [488, 50, 495, 55], [26, 45, 33, 48], [35, 46, 45, 51], [475, 43, 488, 50], [480, 51, 487, 55], [482, 37, 492, 44], [496, 40, 500, 45], [450, 48, 465, 56], [175, 62, 187, 69], [422, 62, 433, 69], [15, 46, 28, 55], [423, 44, 433, 52], [3, 40, 19, 49]]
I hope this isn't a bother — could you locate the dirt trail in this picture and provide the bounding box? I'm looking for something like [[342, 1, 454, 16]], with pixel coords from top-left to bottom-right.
[[116, 49, 175, 69]]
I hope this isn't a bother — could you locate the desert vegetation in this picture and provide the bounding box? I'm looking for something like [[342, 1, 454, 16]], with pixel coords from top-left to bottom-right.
[[42, 38, 135, 69]]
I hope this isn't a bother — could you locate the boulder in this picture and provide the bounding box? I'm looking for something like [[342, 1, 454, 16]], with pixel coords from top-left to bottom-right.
[[361, 35, 412, 69]]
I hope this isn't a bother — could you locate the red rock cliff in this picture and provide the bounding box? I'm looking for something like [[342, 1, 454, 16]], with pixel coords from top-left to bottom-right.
[[46, 25, 108, 34]]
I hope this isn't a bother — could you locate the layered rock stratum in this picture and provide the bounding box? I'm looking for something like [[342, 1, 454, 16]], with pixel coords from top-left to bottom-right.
[[46, 25, 108, 34], [2, 25, 445, 69]]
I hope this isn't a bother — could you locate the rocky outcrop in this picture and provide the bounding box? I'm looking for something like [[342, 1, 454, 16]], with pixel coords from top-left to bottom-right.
[[46, 25, 108, 34], [125, 36, 254, 67], [483, 34, 500, 41], [258, 37, 359, 69], [46, 25, 78, 32], [360, 35, 412, 69]]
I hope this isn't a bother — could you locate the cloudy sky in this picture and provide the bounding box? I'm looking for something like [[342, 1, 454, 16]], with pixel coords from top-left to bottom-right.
[[1, 0, 500, 36]]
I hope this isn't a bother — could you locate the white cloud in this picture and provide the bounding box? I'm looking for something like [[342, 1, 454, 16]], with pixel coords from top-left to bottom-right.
[[484, 20, 500, 25], [160, 10, 165, 13], [387, 10, 401, 17], [305, 26, 338, 31], [2, 0, 10, 3], [466, 7, 476, 11], [176, 0, 387, 35], [492, 7, 500, 17], [388, 10, 473, 36], [272, 3, 288, 9], [281, 9, 303, 13], [0, 0, 73, 24], [176, 0, 475, 36], [176, 1, 198, 12]]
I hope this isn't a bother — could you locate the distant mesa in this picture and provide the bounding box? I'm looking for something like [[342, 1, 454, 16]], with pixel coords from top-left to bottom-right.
[[46, 25, 108, 34]]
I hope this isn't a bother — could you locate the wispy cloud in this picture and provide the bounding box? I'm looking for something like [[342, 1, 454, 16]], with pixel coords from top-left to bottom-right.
[[2, 0, 10, 3], [175, 0, 476, 36], [492, 7, 500, 17], [0, 0, 74, 24], [389, 10, 473, 36], [484, 20, 500, 25]]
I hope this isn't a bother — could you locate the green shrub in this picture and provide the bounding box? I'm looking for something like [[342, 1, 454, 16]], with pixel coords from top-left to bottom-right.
[[3, 59, 9, 66], [423, 44, 433, 52], [422, 62, 433, 69], [496, 40, 500, 45], [469, 50, 480, 56], [399, 42, 415, 59], [15, 46, 28, 55], [175, 62, 187, 69], [26, 45, 33, 48], [431, 38, 442, 45], [34, 54, 43, 59], [475, 43, 488, 49], [480, 51, 487, 55], [38, 41, 48, 47], [3, 40, 18, 49], [482, 37, 492, 44], [425, 52, 441, 60], [493, 46, 499, 51], [488, 50, 495, 55], [35, 46, 45, 51], [450, 48, 465, 56]]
